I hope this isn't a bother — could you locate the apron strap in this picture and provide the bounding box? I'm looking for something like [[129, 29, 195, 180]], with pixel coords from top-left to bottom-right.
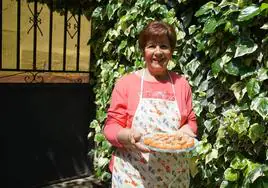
[[141, 69, 177, 99]]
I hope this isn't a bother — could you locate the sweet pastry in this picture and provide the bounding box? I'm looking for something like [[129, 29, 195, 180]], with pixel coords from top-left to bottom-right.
[[143, 133, 195, 150]]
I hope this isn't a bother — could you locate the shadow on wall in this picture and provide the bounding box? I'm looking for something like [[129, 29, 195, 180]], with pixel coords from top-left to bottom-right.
[[1, 83, 96, 188]]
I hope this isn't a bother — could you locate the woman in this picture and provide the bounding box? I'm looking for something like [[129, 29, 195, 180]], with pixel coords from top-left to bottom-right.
[[104, 20, 197, 187]]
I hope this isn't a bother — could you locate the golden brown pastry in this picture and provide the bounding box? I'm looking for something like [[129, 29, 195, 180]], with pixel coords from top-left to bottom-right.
[[143, 133, 195, 150]]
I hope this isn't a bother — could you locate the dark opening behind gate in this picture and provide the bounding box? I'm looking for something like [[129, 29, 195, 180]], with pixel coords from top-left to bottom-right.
[[1, 0, 97, 187]]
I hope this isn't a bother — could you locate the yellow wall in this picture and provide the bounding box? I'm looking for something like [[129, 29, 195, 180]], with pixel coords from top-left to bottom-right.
[[1, 0, 91, 83]]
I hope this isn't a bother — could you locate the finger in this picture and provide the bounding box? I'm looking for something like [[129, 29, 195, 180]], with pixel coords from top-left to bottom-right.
[[128, 132, 136, 144], [130, 137, 136, 144], [176, 130, 184, 137], [183, 131, 196, 138], [133, 131, 142, 142], [135, 142, 151, 153]]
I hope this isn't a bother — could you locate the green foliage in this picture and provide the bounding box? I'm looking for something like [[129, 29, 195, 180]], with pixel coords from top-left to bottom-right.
[[184, 0, 268, 187], [88, 0, 268, 186]]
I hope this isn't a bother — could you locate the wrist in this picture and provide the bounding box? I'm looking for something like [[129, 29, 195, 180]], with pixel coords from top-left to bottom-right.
[[117, 128, 131, 145]]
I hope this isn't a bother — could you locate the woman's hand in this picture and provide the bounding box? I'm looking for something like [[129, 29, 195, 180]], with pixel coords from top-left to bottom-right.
[[117, 128, 151, 153], [178, 124, 196, 137]]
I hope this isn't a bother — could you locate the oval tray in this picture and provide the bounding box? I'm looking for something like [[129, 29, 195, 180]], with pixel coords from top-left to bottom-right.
[[141, 133, 199, 154]]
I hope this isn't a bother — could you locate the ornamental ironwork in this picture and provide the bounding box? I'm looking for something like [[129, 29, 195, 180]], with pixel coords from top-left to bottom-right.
[[27, 4, 43, 36]]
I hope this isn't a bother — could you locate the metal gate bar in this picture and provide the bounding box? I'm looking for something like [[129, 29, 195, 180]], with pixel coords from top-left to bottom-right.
[[17, 0, 21, 70], [76, 5, 81, 72], [48, 0, 53, 71], [63, 3, 67, 72], [33, 0, 37, 70], [0, 0, 2, 69]]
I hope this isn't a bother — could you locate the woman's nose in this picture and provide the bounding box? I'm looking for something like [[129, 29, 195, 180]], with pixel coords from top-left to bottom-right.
[[154, 46, 163, 57]]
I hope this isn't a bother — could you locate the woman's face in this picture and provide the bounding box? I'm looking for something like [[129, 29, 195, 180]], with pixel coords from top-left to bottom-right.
[[143, 35, 172, 76]]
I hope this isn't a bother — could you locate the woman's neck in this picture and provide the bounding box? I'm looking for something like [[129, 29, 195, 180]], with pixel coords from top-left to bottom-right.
[[143, 68, 170, 82]]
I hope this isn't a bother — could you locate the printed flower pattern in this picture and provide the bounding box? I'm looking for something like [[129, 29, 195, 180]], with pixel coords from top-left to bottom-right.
[[112, 86, 190, 187]]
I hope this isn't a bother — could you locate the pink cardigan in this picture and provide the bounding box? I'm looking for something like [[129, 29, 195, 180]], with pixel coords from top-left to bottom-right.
[[103, 72, 197, 171]]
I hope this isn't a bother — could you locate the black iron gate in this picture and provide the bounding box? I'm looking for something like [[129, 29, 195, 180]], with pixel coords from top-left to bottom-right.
[[1, 0, 96, 187]]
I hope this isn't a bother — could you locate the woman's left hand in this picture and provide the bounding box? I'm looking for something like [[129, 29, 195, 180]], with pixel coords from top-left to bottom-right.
[[178, 124, 196, 137]]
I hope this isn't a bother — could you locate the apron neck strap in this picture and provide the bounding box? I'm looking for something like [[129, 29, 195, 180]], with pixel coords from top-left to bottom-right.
[[140, 69, 176, 100]]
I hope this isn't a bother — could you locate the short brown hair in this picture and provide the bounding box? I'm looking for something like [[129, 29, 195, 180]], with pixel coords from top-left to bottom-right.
[[138, 20, 177, 51]]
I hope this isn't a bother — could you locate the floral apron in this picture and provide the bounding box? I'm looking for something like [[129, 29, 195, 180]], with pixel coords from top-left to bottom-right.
[[112, 70, 190, 188]]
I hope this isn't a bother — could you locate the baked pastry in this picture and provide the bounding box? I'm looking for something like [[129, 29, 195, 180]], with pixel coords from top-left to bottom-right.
[[143, 133, 195, 150]]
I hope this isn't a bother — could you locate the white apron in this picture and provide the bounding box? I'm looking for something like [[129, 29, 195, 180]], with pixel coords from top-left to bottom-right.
[[112, 70, 190, 188]]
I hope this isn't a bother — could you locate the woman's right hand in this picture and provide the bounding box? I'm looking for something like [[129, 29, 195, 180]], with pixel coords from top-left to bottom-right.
[[117, 128, 151, 153]]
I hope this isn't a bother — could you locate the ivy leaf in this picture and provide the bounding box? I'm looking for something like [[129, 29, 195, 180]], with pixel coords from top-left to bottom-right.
[[260, 3, 268, 12], [193, 100, 203, 116], [230, 81, 247, 101], [196, 142, 212, 155], [230, 153, 248, 170], [185, 58, 201, 75], [262, 34, 268, 43], [230, 114, 250, 136], [212, 58, 222, 76], [97, 156, 110, 168], [246, 78, 260, 99], [234, 38, 258, 58], [224, 168, 240, 182], [250, 97, 268, 120], [150, 3, 161, 12], [212, 53, 233, 76], [117, 40, 127, 53], [217, 126, 226, 139], [195, 1, 217, 17], [101, 171, 111, 182], [101, 140, 111, 151], [189, 25, 198, 35], [248, 123, 266, 143], [103, 41, 112, 53], [203, 18, 225, 34], [260, 23, 268, 30], [224, 61, 240, 76], [238, 5, 261, 22], [205, 149, 218, 164], [106, 3, 118, 20], [199, 79, 209, 92], [257, 68, 268, 81], [90, 120, 99, 128], [92, 7, 103, 19], [208, 103, 216, 113], [94, 133, 105, 143], [204, 118, 218, 132], [244, 165, 268, 186]]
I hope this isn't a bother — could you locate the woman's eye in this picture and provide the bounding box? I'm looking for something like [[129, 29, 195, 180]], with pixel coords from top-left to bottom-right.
[[160, 45, 169, 49], [147, 45, 155, 48]]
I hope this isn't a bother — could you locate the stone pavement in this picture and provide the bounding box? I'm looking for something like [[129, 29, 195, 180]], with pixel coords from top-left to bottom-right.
[[41, 176, 108, 188]]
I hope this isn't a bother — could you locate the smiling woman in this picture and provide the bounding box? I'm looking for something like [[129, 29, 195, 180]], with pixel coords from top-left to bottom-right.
[[103, 20, 197, 188]]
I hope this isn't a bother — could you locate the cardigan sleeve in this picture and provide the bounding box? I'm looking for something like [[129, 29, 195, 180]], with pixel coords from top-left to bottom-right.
[[103, 78, 128, 148], [185, 82, 198, 134]]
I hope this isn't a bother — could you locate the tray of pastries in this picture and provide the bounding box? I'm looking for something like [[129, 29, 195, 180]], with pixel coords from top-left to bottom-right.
[[142, 132, 198, 153]]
